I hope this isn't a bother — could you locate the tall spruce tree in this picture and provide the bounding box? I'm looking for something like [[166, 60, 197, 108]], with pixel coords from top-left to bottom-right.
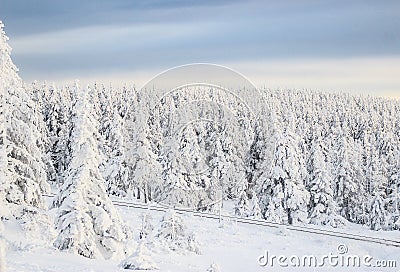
[[308, 139, 343, 227], [0, 21, 49, 221], [53, 82, 127, 259]]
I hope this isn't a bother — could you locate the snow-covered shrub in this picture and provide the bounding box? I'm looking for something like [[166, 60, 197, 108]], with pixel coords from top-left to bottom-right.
[[187, 232, 201, 255], [156, 210, 185, 251], [235, 190, 250, 217], [139, 212, 154, 240], [18, 207, 55, 245], [235, 190, 262, 219], [250, 194, 262, 219], [155, 210, 201, 254], [120, 241, 158, 270], [207, 263, 221, 272]]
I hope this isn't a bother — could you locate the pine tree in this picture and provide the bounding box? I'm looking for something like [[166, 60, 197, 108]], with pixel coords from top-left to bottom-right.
[[158, 122, 211, 209], [369, 193, 387, 231], [159, 136, 186, 205], [42, 84, 73, 186], [387, 149, 400, 229], [334, 130, 358, 221], [308, 139, 343, 227], [120, 241, 158, 270], [255, 112, 287, 223], [250, 192, 262, 219], [156, 210, 194, 252], [367, 149, 389, 230], [263, 183, 286, 223], [30, 81, 56, 186], [351, 138, 369, 225], [280, 116, 310, 225], [209, 139, 230, 205], [97, 88, 129, 198], [156, 210, 200, 254], [0, 28, 7, 219], [131, 130, 162, 203], [123, 93, 162, 202], [0, 21, 49, 220], [139, 212, 154, 240], [53, 82, 126, 260], [235, 189, 250, 217]]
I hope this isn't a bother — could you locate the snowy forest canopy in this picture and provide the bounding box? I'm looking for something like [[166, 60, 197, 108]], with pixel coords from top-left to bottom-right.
[[1, 19, 400, 243]]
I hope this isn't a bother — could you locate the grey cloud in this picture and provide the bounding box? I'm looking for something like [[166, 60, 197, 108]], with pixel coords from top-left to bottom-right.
[[1, 0, 400, 83]]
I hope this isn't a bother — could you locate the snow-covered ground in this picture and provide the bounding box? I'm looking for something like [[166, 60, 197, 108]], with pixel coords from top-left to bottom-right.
[[3, 199, 400, 272]]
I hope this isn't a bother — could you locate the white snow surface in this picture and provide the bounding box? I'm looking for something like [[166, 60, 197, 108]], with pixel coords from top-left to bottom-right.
[[3, 199, 400, 272]]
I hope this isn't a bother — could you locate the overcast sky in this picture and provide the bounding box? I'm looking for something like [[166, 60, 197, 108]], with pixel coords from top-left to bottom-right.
[[1, 0, 400, 97]]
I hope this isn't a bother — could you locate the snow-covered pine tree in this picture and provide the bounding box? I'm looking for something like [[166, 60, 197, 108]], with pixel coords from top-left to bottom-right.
[[159, 135, 193, 207], [369, 193, 387, 231], [156, 210, 186, 250], [368, 148, 389, 230], [0, 97, 5, 268], [247, 117, 265, 190], [131, 129, 162, 203], [120, 241, 158, 270], [351, 138, 369, 224], [254, 111, 287, 223], [53, 82, 126, 260], [158, 120, 210, 209], [308, 138, 343, 227], [235, 184, 250, 217], [0, 30, 8, 272], [42, 83, 73, 186], [139, 212, 154, 240], [156, 210, 200, 254], [235, 179, 260, 219], [0, 32, 6, 217], [387, 150, 400, 229], [123, 89, 163, 202], [285, 164, 310, 225], [96, 84, 129, 198], [0, 21, 49, 220], [209, 138, 230, 204], [249, 191, 262, 219], [30, 81, 56, 186], [334, 128, 358, 221], [270, 114, 309, 225]]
